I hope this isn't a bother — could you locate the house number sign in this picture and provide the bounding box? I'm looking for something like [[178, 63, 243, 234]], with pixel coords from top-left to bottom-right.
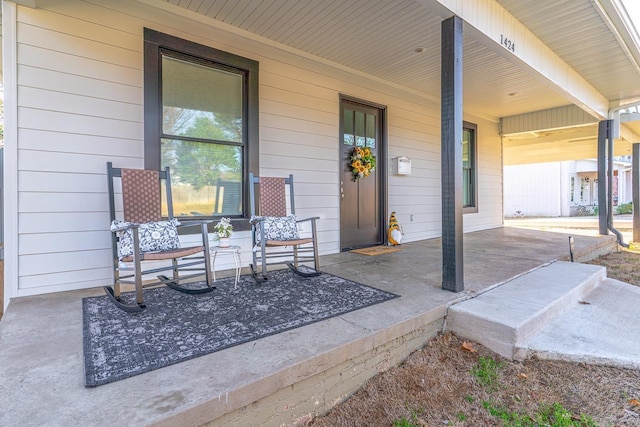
[[500, 34, 515, 53]]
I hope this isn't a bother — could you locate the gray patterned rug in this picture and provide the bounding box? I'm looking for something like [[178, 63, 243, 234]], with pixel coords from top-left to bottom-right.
[[83, 269, 399, 387]]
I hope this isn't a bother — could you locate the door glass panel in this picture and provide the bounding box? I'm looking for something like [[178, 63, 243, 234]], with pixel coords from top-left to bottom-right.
[[366, 113, 376, 148], [343, 109, 354, 145], [355, 111, 365, 146]]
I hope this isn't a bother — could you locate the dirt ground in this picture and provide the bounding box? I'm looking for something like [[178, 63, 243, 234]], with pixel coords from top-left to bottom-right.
[[310, 250, 640, 426]]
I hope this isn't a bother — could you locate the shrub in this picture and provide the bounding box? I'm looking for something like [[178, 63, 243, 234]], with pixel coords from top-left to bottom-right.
[[616, 202, 632, 215]]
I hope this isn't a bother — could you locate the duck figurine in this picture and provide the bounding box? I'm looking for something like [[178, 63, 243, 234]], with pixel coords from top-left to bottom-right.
[[388, 211, 403, 246]]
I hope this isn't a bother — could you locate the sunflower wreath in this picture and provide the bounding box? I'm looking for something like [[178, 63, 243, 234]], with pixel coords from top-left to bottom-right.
[[349, 146, 376, 180]]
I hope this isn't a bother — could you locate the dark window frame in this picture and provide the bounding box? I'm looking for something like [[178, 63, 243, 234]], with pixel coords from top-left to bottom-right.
[[463, 121, 478, 213], [143, 28, 259, 231]]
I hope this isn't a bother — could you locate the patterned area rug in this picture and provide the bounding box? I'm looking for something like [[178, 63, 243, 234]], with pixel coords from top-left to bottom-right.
[[83, 269, 399, 387]]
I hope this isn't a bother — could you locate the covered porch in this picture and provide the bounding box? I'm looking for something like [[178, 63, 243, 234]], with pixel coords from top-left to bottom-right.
[[0, 227, 616, 426], [0, 0, 638, 425]]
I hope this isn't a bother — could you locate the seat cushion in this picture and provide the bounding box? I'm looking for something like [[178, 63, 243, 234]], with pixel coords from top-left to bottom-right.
[[251, 215, 299, 243], [112, 218, 180, 258]]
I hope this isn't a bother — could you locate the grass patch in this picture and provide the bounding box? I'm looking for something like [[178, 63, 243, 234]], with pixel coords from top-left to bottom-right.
[[483, 401, 599, 427], [471, 356, 503, 391], [392, 417, 418, 427]]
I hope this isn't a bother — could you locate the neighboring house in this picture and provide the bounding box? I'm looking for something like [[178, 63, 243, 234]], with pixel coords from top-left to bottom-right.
[[504, 159, 633, 218], [1, 0, 640, 309]]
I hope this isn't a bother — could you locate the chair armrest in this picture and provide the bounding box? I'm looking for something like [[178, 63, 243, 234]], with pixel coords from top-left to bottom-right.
[[110, 223, 139, 233], [250, 216, 266, 225], [296, 217, 320, 223]]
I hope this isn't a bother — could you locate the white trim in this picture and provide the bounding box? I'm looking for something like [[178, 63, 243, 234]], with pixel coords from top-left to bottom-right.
[[2, 1, 18, 311]]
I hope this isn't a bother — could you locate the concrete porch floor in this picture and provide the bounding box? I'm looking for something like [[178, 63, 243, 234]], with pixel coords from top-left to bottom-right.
[[0, 227, 617, 426]]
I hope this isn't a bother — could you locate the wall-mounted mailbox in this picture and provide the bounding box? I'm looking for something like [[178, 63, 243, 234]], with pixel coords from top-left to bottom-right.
[[393, 156, 412, 175]]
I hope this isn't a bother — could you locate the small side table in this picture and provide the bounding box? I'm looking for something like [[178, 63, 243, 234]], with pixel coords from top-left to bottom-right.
[[211, 245, 242, 288]]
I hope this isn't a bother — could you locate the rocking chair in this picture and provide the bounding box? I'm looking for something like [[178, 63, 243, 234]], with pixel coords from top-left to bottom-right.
[[106, 162, 214, 312], [249, 173, 321, 282]]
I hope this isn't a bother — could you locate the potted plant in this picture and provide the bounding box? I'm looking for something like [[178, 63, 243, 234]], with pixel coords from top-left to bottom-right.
[[214, 217, 233, 247]]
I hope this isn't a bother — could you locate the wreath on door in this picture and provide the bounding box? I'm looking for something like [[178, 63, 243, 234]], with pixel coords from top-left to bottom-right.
[[349, 146, 376, 180]]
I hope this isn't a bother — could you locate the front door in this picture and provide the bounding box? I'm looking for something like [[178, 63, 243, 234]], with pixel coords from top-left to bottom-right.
[[340, 98, 385, 250]]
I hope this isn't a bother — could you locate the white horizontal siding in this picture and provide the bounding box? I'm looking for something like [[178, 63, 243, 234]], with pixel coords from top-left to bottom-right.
[[19, 170, 106, 192], [19, 44, 141, 86], [18, 129, 144, 158], [19, 86, 142, 122], [18, 65, 143, 104], [18, 108, 142, 140], [19, 231, 111, 255], [10, 0, 504, 296], [17, 21, 140, 67], [18, 268, 114, 295]]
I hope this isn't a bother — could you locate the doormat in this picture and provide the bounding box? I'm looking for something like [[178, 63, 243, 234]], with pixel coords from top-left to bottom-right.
[[83, 269, 399, 387], [351, 246, 401, 256]]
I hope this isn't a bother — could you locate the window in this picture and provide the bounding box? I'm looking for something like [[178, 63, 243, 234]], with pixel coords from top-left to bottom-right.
[[570, 177, 575, 202], [144, 29, 258, 225], [462, 121, 477, 212]]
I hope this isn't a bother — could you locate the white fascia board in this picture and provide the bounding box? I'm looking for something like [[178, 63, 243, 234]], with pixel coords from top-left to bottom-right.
[[418, 0, 610, 120]]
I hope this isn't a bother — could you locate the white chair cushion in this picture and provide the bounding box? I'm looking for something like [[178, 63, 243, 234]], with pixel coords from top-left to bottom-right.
[[251, 215, 299, 243], [111, 218, 181, 258]]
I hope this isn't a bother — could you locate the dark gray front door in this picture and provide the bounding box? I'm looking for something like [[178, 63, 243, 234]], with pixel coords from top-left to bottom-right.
[[340, 99, 384, 250]]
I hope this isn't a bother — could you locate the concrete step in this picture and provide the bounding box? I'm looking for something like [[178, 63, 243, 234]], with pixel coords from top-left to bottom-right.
[[446, 261, 606, 359], [518, 277, 640, 369]]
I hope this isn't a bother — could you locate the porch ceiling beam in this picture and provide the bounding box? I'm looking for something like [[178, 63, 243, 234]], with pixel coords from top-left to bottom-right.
[[500, 106, 597, 136], [621, 113, 640, 123], [417, 0, 610, 120], [504, 138, 635, 166], [503, 126, 598, 147], [620, 124, 640, 144]]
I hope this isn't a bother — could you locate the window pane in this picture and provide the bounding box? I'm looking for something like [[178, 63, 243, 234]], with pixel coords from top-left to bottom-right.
[[462, 129, 471, 168], [355, 111, 365, 146], [343, 109, 354, 145], [162, 56, 243, 143], [462, 127, 475, 208], [161, 139, 242, 217], [463, 170, 472, 207]]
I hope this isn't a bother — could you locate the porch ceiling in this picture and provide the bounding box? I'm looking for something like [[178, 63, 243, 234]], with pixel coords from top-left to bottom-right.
[[163, 0, 640, 119], [159, 0, 640, 123], [496, 0, 640, 105]]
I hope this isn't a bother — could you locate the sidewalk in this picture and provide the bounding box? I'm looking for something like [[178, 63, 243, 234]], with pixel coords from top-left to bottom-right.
[[505, 215, 634, 242]]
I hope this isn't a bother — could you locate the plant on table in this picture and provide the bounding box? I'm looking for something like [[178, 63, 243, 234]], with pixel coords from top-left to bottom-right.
[[214, 217, 233, 238]]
